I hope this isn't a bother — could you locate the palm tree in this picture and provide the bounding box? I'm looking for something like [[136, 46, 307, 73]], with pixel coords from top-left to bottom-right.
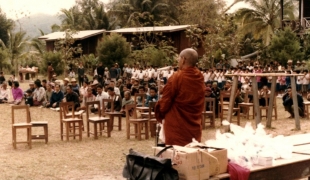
[[7, 31, 29, 74], [109, 0, 179, 27], [234, 0, 295, 46], [59, 6, 84, 31]]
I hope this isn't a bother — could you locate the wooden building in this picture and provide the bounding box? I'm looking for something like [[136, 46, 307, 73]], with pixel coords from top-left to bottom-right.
[[38, 30, 105, 55], [109, 25, 204, 56]]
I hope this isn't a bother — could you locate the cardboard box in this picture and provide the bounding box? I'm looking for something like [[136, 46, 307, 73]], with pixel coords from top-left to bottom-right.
[[154, 146, 213, 180], [208, 149, 228, 175]]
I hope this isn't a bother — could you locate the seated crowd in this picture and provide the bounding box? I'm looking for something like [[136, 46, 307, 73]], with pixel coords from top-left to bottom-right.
[[0, 58, 309, 120]]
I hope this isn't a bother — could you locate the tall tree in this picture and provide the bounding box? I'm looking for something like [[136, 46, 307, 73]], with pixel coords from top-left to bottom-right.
[[267, 28, 304, 65], [109, 0, 179, 27], [0, 8, 14, 46], [58, 0, 109, 31], [180, 0, 226, 29], [234, 0, 295, 46]]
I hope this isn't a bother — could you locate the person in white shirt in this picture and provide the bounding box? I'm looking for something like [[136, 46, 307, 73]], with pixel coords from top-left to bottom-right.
[[203, 69, 210, 83], [92, 84, 109, 112], [167, 67, 173, 79], [296, 71, 303, 93], [33, 80, 46, 106], [69, 69, 75, 78], [109, 80, 121, 96], [0, 82, 10, 103]]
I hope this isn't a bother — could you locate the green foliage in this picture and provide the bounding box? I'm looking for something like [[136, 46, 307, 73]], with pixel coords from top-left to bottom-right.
[[54, 29, 83, 75], [0, 48, 11, 71], [234, 0, 295, 45], [96, 33, 130, 68], [0, 8, 13, 46], [59, 0, 109, 31], [126, 44, 177, 67], [41, 52, 63, 75], [267, 28, 304, 65], [108, 0, 179, 28]]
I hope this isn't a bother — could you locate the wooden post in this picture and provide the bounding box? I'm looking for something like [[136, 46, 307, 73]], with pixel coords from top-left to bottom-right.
[[290, 76, 301, 130], [227, 76, 238, 123], [251, 76, 261, 126], [266, 77, 277, 128]]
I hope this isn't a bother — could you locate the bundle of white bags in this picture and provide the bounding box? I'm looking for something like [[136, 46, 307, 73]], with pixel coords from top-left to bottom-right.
[[205, 121, 293, 169]]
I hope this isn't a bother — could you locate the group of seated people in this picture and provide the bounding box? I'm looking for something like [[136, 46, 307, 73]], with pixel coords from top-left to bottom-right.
[[204, 78, 306, 119], [0, 77, 159, 117]]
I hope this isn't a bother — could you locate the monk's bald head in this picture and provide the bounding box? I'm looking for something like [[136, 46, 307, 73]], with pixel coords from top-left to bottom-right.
[[179, 48, 198, 67]]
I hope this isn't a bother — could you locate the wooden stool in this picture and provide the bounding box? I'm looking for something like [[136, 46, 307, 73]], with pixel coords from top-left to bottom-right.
[[31, 122, 48, 143], [304, 101, 310, 119]]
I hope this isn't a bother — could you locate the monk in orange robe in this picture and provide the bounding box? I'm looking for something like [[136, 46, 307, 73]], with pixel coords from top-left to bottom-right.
[[155, 48, 206, 146]]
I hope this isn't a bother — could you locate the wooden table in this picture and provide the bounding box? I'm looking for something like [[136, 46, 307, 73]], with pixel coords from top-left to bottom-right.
[[211, 133, 310, 180]]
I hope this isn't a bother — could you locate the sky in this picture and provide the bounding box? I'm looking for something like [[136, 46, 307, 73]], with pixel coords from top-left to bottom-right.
[[0, 0, 248, 20]]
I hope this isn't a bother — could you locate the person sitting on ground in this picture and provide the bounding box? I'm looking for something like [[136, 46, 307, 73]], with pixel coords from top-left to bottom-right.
[[77, 87, 96, 111], [10, 81, 23, 105], [42, 79, 47, 90], [64, 85, 80, 110], [120, 91, 134, 116], [145, 87, 158, 107], [61, 78, 69, 94], [258, 85, 271, 106], [25, 89, 34, 106], [32, 80, 46, 106], [69, 69, 75, 78], [43, 83, 54, 108], [106, 86, 122, 112], [282, 86, 304, 118], [0, 72, 5, 84], [8, 74, 17, 87], [50, 84, 64, 108], [70, 78, 80, 96], [24, 81, 35, 98], [0, 82, 10, 103]]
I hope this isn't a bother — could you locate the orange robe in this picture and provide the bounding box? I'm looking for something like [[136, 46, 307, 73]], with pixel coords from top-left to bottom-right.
[[155, 67, 206, 146]]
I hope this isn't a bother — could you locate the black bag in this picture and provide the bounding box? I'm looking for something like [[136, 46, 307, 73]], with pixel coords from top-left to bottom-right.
[[123, 146, 179, 180]]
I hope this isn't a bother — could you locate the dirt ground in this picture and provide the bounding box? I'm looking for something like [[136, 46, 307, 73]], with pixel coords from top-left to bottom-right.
[[1, 79, 310, 180]]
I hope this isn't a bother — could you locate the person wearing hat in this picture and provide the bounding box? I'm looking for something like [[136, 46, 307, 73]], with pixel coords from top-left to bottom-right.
[[23, 81, 35, 98], [61, 78, 70, 94], [32, 80, 46, 106], [70, 78, 80, 96], [294, 60, 301, 70], [91, 79, 99, 96]]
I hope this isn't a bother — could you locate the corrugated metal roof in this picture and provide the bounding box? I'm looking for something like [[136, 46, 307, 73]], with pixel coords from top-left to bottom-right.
[[109, 25, 191, 34], [38, 30, 105, 41]]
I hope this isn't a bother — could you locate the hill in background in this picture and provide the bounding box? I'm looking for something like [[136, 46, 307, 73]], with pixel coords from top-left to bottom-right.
[[14, 13, 61, 38]]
